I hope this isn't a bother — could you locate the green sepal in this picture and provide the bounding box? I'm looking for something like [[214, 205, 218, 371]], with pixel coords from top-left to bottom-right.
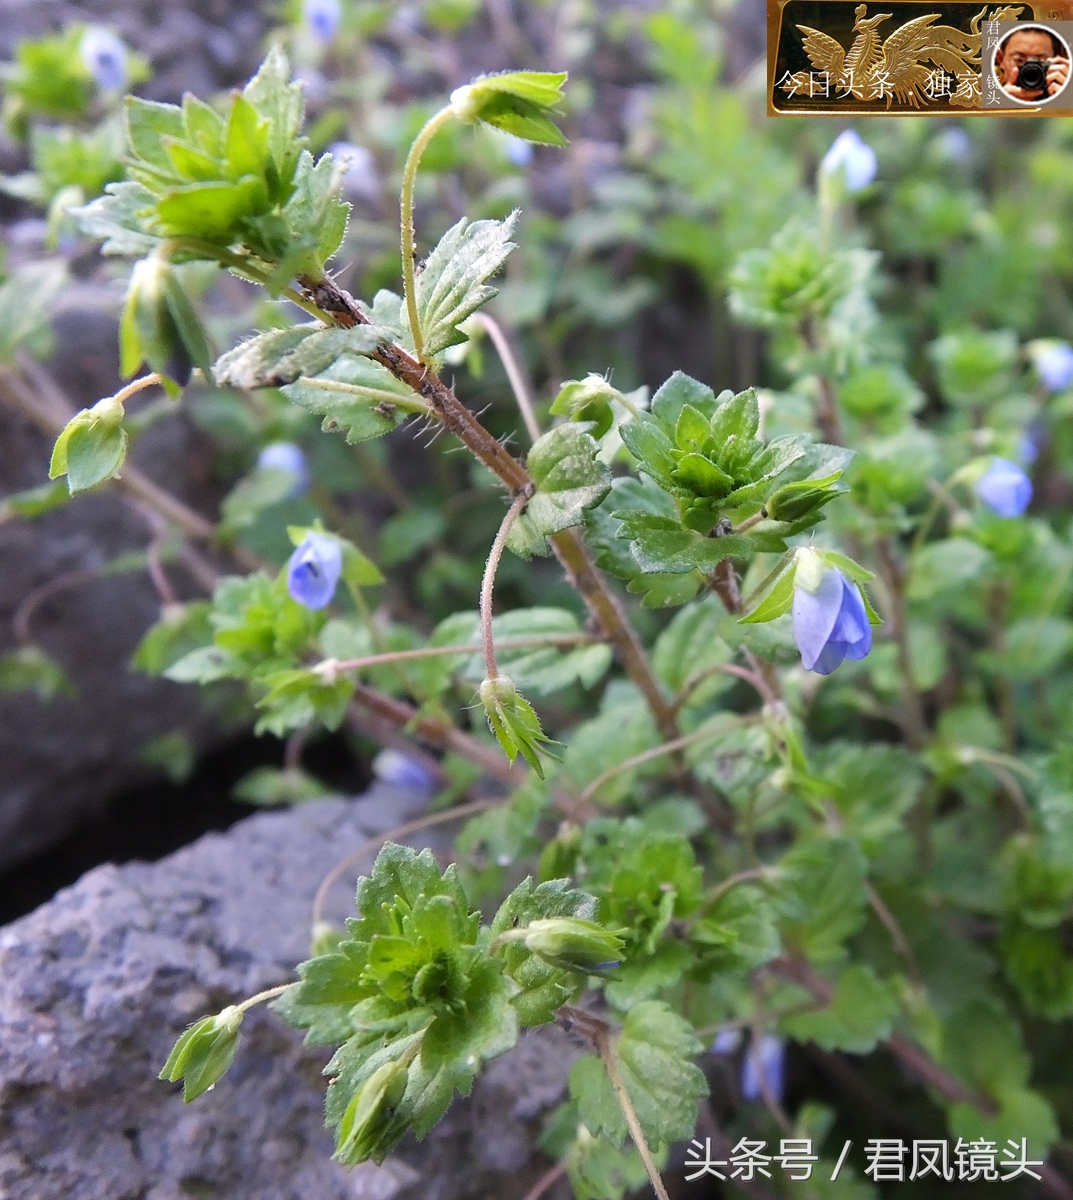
[[765, 471, 845, 523], [450, 71, 568, 146], [159, 1006, 244, 1101], [49, 397, 129, 494], [479, 674, 561, 777]]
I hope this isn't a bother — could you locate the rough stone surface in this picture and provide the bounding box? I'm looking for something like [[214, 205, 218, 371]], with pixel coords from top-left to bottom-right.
[[0, 787, 577, 1200], [0, 303, 223, 873]]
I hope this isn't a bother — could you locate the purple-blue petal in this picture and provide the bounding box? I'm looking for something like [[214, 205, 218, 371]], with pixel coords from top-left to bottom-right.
[[741, 1036, 785, 1103], [976, 458, 1032, 518], [287, 533, 342, 610], [831, 577, 871, 660], [792, 568, 844, 671]]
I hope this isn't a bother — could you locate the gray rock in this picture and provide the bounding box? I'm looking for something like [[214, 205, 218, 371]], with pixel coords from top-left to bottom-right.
[[0, 305, 223, 873], [0, 788, 576, 1200]]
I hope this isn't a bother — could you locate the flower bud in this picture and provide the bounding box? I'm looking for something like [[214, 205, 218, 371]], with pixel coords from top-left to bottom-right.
[[765, 473, 842, 523], [522, 917, 624, 973], [549, 375, 617, 439], [159, 1006, 244, 1102], [333, 1057, 410, 1165], [741, 1035, 785, 1103]]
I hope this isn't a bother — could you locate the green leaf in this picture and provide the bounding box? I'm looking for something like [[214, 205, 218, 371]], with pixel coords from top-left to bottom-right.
[[415, 213, 518, 356], [71, 181, 163, 257], [612, 509, 754, 575], [159, 1007, 244, 1101], [0, 645, 76, 701], [775, 837, 868, 964], [781, 965, 898, 1053], [651, 594, 733, 700], [233, 765, 330, 806], [240, 45, 305, 190], [282, 348, 416, 444], [740, 558, 796, 623], [254, 666, 355, 736], [907, 538, 991, 602], [0, 478, 70, 520], [1000, 920, 1073, 1019], [569, 1002, 706, 1147], [213, 323, 385, 391], [690, 884, 781, 974], [508, 425, 612, 557]]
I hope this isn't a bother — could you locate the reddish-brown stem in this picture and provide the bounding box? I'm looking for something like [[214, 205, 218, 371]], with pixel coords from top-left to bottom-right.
[[297, 275, 679, 742]]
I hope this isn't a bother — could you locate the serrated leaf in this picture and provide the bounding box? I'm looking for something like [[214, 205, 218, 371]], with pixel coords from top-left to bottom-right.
[[213, 323, 385, 390], [569, 1002, 706, 1148], [775, 837, 868, 964], [282, 351, 414, 444], [241, 44, 305, 183], [508, 424, 611, 557], [70, 181, 163, 256], [415, 213, 518, 356], [613, 510, 754, 575], [781, 965, 898, 1053]]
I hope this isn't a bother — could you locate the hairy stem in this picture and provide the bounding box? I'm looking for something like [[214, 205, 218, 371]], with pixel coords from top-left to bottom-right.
[[481, 489, 533, 679], [323, 632, 603, 674], [400, 106, 456, 359], [292, 275, 679, 741], [592, 1023, 672, 1200], [471, 312, 541, 443], [236, 983, 293, 1013]]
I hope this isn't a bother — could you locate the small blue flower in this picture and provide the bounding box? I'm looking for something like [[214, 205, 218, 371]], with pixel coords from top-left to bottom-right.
[[820, 129, 877, 193], [80, 27, 129, 91], [1017, 421, 1046, 467], [328, 142, 380, 202], [372, 749, 438, 793], [1033, 341, 1073, 393], [712, 1028, 742, 1055], [304, 0, 342, 42], [741, 1035, 785, 1104], [935, 126, 972, 163], [502, 134, 534, 168], [975, 457, 1032, 518], [287, 532, 342, 610], [792, 566, 872, 676], [257, 441, 310, 496]]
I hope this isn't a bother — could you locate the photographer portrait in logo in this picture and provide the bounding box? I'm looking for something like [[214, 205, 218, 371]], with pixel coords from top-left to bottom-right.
[[994, 23, 1071, 103]]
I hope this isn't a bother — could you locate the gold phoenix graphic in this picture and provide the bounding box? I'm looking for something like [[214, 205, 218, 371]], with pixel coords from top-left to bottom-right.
[[780, 3, 1026, 106]]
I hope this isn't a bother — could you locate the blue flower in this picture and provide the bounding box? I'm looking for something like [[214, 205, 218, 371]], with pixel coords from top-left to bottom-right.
[[975, 457, 1032, 517], [328, 142, 380, 202], [741, 1035, 785, 1104], [80, 27, 129, 91], [287, 533, 342, 610], [257, 441, 310, 496], [711, 1028, 742, 1055], [792, 566, 872, 676], [820, 129, 877, 193], [1033, 341, 1073, 393], [304, 0, 342, 42], [502, 134, 534, 168], [372, 749, 438, 793]]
